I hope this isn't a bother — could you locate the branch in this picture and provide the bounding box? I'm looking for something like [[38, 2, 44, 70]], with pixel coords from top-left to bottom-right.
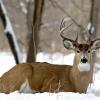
[[41, 17, 71, 29], [49, 0, 84, 30], [71, 0, 84, 12]]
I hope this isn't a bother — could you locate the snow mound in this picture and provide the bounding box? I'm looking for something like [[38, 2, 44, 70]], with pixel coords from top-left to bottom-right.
[[0, 91, 100, 100]]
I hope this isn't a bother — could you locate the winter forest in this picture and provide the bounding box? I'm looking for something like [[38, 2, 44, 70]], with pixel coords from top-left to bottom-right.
[[0, 0, 100, 100]]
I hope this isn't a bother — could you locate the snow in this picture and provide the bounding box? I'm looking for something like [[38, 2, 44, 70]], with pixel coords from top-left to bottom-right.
[[0, 91, 100, 100], [36, 52, 74, 65], [0, 52, 100, 100]]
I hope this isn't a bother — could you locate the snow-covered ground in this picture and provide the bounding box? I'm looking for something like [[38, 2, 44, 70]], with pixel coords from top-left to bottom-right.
[[0, 52, 100, 100]]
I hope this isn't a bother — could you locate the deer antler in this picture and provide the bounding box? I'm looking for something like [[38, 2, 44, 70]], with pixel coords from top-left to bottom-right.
[[60, 18, 78, 46], [60, 18, 73, 39], [87, 23, 96, 44], [90, 37, 100, 50]]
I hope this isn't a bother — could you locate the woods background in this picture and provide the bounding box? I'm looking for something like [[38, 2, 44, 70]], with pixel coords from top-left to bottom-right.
[[0, 0, 100, 63]]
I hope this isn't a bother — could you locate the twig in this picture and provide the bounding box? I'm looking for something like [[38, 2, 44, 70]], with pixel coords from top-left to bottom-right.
[[71, 0, 84, 12], [49, 0, 84, 30], [41, 18, 70, 29]]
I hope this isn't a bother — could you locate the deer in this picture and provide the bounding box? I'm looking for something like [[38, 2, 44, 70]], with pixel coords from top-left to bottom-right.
[[0, 20, 100, 94]]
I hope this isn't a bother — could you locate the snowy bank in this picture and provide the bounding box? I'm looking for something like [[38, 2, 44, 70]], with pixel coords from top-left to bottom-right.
[[0, 52, 100, 100], [0, 91, 100, 100]]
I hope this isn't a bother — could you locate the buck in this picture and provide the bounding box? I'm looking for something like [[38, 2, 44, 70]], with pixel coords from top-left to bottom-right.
[[0, 21, 100, 94]]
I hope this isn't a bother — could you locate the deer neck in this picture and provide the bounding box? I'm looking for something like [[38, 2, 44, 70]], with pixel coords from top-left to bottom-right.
[[70, 55, 93, 93]]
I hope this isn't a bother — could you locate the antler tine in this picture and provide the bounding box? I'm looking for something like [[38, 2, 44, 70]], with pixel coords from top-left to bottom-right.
[[60, 24, 74, 42], [75, 33, 78, 41], [87, 24, 96, 43], [60, 18, 73, 39], [60, 18, 65, 30], [60, 18, 73, 33], [74, 33, 78, 46], [90, 37, 100, 50], [91, 37, 100, 43], [60, 18, 67, 34]]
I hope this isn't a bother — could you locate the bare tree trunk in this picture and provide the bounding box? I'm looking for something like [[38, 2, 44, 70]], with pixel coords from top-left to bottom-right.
[[27, 0, 45, 62], [0, 0, 22, 64], [89, 0, 100, 80], [89, 0, 100, 37], [89, 0, 100, 62], [26, 1, 34, 61]]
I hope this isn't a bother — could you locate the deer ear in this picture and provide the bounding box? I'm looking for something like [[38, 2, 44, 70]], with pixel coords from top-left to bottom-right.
[[91, 39, 100, 50], [63, 40, 75, 50]]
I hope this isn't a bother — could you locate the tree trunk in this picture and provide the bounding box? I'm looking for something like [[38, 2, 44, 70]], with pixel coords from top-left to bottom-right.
[[0, 0, 22, 64], [89, 0, 100, 63], [27, 0, 45, 62], [89, 0, 100, 81], [89, 0, 100, 37]]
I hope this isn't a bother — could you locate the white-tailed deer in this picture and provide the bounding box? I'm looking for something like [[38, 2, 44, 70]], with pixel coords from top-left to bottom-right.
[[0, 21, 100, 94]]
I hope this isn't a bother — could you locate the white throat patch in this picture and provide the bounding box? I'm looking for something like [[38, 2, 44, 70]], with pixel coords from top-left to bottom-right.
[[78, 63, 90, 72]]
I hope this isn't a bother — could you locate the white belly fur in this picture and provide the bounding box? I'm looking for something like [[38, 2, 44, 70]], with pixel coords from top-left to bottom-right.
[[19, 79, 33, 93]]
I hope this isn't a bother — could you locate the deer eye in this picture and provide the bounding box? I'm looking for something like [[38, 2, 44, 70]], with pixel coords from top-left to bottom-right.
[[77, 50, 80, 53], [88, 50, 90, 53]]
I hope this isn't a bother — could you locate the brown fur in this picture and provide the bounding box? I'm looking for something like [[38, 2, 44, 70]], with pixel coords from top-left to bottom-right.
[[0, 61, 92, 94], [78, 44, 90, 51]]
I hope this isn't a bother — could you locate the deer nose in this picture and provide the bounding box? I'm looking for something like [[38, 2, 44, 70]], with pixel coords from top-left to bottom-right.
[[81, 57, 88, 63]]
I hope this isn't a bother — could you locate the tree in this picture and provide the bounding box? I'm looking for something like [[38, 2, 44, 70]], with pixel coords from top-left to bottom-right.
[[89, 0, 100, 38], [0, 0, 22, 64], [27, 0, 45, 62], [89, 0, 100, 81]]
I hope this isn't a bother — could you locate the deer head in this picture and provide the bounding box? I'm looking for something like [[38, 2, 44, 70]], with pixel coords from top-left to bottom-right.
[[60, 19, 100, 72]]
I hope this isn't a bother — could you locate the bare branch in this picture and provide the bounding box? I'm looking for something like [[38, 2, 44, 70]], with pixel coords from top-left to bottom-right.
[[41, 17, 70, 29], [49, 0, 84, 30], [71, 0, 84, 12]]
